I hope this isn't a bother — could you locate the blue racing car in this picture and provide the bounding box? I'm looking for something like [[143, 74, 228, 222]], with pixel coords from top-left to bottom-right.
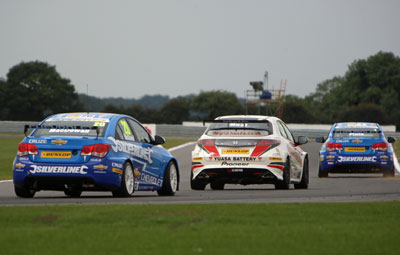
[[316, 122, 396, 177], [13, 113, 179, 197]]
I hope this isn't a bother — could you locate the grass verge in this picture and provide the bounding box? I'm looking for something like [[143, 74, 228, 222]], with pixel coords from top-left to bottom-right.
[[1, 202, 399, 255], [0, 135, 191, 180]]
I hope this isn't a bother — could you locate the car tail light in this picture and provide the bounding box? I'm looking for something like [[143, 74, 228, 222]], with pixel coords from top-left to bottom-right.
[[372, 142, 387, 151], [17, 143, 38, 156], [81, 144, 111, 158], [250, 139, 280, 157], [198, 139, 220, 156], [326, 142, 343, 151]]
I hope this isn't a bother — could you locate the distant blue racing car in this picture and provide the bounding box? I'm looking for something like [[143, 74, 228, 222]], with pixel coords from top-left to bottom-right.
[[316, 122, 396, 177], [13, 113, 179, 197]]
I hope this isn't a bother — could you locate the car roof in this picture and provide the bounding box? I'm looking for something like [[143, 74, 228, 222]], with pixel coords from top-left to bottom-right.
[[43, 112, 133, 124], [215, 115, 273, 121]]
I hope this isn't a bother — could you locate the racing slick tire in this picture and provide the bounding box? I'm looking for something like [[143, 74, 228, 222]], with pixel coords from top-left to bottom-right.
[[14, 184, 35, 198], [275, 159, 290, 190], [383, 166, 395, 178], [318, 164, 328, 178], [157, 161, 178, 196], [64, 189, 82, 197], [112, 162, 135, 197], [294, 157, 309, 189], [210, 181, 225, 190], [190, 171, 206, 190]]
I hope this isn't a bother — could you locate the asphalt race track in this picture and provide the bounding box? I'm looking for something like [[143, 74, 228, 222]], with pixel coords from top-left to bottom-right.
[[1, 142, 399, 206]]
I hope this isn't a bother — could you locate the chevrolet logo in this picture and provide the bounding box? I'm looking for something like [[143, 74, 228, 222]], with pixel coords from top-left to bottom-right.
[[352, 139, 363, 144], [51, 139, 68, 145], [94, 164, 108, 170], [15, 163, 25, 168]]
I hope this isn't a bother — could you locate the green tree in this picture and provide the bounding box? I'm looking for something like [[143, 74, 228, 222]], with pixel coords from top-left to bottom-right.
[[160, 97, 191, 124], [339, 103, 389, 124], [1, 61, 83, 120], [283, 95, 315, 123], [193, 90, 244, 119]]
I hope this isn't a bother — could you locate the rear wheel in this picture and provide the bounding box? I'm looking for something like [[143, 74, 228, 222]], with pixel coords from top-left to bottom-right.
[[190, 171, 206, 190], [295, 157, 309, 189], [14, 185, 35, 198], [112, 162, 135, 197], [383, 166, 395, 177], [318, 164, 328, 178], [275, 159, 290, 190], [157, 162, 178, 196], [210, 181, 225, 190], [64, 189, 82, 197]]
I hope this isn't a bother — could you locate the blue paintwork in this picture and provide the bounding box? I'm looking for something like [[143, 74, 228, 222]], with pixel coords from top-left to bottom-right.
[[13, 113, 179, 192]]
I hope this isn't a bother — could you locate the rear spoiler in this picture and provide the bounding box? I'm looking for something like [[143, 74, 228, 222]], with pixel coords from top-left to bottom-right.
[[24, 125, 100, 139], [203, 119, 270, 126]]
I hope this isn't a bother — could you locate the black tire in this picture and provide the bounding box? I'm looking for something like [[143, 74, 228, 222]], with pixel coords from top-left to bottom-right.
[[318, 164, 328, 178], [157, 162, 178, 196], [295, 157, 309, 189], [383, 166, 395, 178], [210, 181, 225, 190], [64, 189, 82, 197], [14, 185, 35, 198], [112, 162, 135, 197], [275, 159, 290, 190], [190, 171, 206, 190]]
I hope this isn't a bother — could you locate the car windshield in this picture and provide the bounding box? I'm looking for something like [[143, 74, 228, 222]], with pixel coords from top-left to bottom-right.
[[32, 120, 109, 137], [332, 128, 381, 139], [206, 121, 272, 137]]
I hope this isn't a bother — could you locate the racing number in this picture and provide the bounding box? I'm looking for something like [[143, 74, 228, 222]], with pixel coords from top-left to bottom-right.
[[120, 120, 132, 136]]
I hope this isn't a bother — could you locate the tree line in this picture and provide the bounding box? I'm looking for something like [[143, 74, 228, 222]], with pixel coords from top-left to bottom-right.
[[1, 51, 399, 129]]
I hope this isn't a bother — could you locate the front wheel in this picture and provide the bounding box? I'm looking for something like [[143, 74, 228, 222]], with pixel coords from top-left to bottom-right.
[[14, 185, 35, 198], [112, 162, 135, 197], [295, 157, 309, 189], [275, 159, 290, 190], [157, 162, 178, 196]]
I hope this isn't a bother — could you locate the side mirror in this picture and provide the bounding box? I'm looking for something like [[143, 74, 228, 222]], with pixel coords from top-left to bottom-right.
[[153, 135, 166, 145], [296, 136, 308, 145], [315, 136, 326, 143], [387, 136, 396, 143]]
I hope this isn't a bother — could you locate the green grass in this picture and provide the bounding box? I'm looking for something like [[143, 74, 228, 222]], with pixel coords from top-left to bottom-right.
[[0, 135, 23, 179], [0, 136, 191, 180], [0, 202, 399, 255]]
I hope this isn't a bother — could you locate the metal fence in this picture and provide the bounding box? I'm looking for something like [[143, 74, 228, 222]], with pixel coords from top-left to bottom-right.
[[1, 121, 399, 139]]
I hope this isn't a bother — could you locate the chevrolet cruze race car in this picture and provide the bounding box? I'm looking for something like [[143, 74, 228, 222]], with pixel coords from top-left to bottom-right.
[[316, 122, 396, 177], [191, 115, 309, 190], [13, 113, 179, 198]]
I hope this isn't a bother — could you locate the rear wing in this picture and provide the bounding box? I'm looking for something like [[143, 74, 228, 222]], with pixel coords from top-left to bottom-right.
[[24, 125, 100, 139], [203, 119, 270, 126]]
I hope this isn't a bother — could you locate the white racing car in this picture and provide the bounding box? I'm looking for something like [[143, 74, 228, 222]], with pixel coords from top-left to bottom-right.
[[191, 115, 309, 190]]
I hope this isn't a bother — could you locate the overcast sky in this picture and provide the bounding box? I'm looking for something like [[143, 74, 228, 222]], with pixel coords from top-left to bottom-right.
[[1, 0, 400, 99]]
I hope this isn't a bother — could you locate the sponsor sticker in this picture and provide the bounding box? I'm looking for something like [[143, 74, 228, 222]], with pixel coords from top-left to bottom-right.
[[221, 149, 249, 154], [94, 164, 108, 170], [221, 162, 249, 167], [29, 165, 88, 174], [269, 157, 283, 161], [49, 129, 90, 134], [112, 168, 123, 174], [344, 147, 365, 152], [337, 156, 377, 163], [108, 137, 153, 164], [29, 139, 47, 144], [51, 139, 68, 145], [15, 163, 25, 169], [140, 173, 163, 187], [41, 151, 72, 159]]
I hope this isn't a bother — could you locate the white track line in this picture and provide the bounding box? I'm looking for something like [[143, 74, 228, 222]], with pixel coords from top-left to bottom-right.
[[168, 141, 196, 152]]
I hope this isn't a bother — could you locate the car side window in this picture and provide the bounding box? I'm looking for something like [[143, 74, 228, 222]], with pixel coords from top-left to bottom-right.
[[115, 124, 124, 140], [277, 122, 288, 139], [127, 119, 151, 144], [281, 121, 295, 143], [117, 118, 136, 141]]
